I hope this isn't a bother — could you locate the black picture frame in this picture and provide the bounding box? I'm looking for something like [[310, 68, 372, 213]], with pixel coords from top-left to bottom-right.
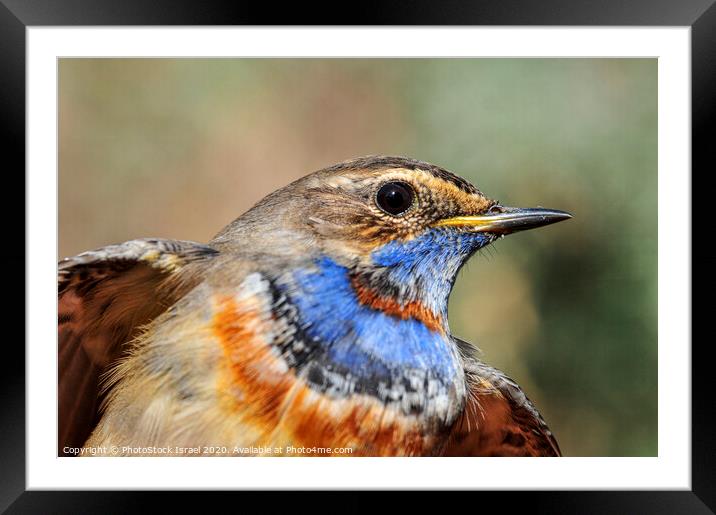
[[4, 1, 708, 512]]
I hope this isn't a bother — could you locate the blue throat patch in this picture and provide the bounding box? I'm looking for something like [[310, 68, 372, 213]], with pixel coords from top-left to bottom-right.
[[371, 228, 492, 315], [282, 229, 491, 386], [288, 256, 454, 381]]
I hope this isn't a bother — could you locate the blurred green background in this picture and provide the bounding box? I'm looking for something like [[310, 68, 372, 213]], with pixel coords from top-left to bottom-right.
[[59, 59, 657, 456]]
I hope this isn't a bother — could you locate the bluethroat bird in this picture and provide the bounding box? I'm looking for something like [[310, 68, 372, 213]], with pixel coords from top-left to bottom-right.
[[59, 156, 571, 457]]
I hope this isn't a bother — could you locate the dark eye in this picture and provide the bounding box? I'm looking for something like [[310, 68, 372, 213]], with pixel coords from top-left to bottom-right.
[[376, 182, 415, 216]]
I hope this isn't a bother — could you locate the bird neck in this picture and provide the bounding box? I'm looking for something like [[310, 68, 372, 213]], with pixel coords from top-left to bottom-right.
[[364, 228, 493, 320], [279, 255, 464, 420], [269, 229, 491, 424]]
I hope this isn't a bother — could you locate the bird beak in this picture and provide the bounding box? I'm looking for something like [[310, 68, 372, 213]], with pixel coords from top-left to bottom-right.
[[434, 206, 572, 235]]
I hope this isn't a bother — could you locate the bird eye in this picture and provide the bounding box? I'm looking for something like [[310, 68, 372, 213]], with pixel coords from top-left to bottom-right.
[[376, 182, 415, 216]]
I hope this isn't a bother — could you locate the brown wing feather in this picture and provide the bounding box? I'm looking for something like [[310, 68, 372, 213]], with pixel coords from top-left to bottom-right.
[[442, 339, 561, 457], [58, 239, 218, 455]]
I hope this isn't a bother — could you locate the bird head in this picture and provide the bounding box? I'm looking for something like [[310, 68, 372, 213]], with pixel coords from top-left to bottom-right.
[[217, 156, 570, 320], [212, 156, 570, 433]]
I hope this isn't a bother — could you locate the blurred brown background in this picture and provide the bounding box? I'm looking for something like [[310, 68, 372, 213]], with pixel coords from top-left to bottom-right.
[[59, 58, 657, 456]]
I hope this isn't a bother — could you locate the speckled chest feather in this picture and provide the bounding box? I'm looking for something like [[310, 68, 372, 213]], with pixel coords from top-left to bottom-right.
[[204, 228, 494, 454]]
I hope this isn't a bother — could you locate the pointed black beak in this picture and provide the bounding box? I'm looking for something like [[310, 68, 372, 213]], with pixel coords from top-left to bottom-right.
[[434, 206, 572, 235]]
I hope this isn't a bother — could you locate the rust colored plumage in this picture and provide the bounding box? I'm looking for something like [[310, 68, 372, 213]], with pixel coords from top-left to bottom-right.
[[350, 275, 444, 333], [212, 294, 431, 455]]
